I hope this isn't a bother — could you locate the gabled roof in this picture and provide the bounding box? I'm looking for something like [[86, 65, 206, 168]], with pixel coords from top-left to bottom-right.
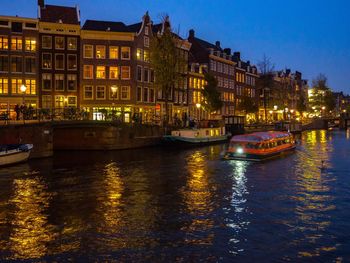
[[194, 37, 220, 51], [82, 20, 132, 32], [40, 4, 79, 25], [127, 22, 142, 33]]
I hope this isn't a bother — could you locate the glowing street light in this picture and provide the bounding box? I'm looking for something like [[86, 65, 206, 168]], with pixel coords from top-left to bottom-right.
[[196, 103, 201, 121], [20, 84, 27, 105]]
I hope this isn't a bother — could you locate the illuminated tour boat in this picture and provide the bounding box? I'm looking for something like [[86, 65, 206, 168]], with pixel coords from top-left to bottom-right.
[[224, 131, 296, 161], [0, 144, 33, 166]]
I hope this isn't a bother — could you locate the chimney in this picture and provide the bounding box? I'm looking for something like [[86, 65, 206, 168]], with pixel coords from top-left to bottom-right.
[[233, 52, 241, 60], [223, 48, 231, 55], [189, 29, 195, 39], [215, 41, 221, 49], [38, 0, 44, 8]]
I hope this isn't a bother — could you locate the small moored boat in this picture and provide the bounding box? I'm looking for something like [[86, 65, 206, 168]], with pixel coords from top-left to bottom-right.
[[163, 127, 227, 145], [224, 131, 296, 161], [0, 144, 33, 167]]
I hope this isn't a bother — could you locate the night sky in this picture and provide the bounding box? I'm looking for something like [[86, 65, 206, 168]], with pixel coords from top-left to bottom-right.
[[2, 0, 350, 93]]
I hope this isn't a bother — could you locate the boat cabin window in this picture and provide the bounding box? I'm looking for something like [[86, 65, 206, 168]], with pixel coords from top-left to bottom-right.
[[246, 143, 257, 149]]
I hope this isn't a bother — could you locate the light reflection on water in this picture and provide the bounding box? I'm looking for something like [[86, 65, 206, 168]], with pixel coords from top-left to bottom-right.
[[182, 151, 214, 245], [226, 160, 249, 255], [0, 130, 349, 262], [8, 176, 56, 260]]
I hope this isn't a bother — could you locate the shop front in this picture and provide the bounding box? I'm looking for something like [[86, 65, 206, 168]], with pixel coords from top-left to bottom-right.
[[91, 106, 133, 123], [0, 97, 38, 120]]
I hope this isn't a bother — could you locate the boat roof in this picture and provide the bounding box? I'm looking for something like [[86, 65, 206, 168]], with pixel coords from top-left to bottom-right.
[[231, 131, 291, 143]]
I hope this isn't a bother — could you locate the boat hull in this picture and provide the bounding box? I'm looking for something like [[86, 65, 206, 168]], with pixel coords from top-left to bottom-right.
[[0, 144, 33, 167], [224, 145, 296, 161]]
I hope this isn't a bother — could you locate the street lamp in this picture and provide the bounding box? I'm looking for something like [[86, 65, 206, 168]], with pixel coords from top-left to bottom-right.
[[20, 84, 27, 105], [196, 103, 201, 121], [111, 86, 118, 118], [111, 85, 118, 104]]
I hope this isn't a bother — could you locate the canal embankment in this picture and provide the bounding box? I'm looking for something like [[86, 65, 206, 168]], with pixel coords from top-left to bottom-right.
[[0, 121, 163, 158]]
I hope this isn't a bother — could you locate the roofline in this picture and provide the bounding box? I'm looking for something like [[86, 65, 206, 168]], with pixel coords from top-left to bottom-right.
[[0, 15, 38, 22]]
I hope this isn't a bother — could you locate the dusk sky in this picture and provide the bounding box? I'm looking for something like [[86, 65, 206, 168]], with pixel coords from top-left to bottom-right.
[[2, 0, 350, 92]]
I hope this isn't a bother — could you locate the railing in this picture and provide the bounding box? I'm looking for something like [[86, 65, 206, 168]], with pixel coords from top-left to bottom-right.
[[0, 107, 164, 126]]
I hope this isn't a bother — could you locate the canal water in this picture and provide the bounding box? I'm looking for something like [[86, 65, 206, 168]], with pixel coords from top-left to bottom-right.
[[0, 130, 350, 262]]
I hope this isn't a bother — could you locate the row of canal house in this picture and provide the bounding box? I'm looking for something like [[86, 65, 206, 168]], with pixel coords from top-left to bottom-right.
[[0, 0, 260, 123], [259, 69, 308, 122]]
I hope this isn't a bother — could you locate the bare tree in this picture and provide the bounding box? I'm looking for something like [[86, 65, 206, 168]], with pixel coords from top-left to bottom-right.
[[257, 55, 275, 122]]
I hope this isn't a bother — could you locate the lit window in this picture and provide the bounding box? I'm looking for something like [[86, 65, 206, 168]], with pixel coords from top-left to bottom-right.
[[109, 67, 119, 79], [96, 66, 106, 79], [11, 78, 22, 94], [96, 45, 106, 59], [55, 96, 64, 108], [25, 79, 36, 95], [25, 37, 36, 52], [83, 65, 93, 79], [84, 45, 93, 58], [67, 54, 77, 70], [67, 96, 77, 106], [84, 86, 93, 100], [96, 86, 106, 100], [109, 46, 118, 59], [143, 50, 149, 62], [67, 37, 77, 50], [55, 74, 64, 91], [42, 36, 52, 49], [121, 47, 130, 60], [0, 36, 9, 50], [137, 48, 143, 61], [55, 37, 65, 49], [55, 54, 64, 70], [42, 53, 52, 69], [42, 73, 51, 91], [11, 37, 22, 50], [67, 74, 77, 91], [0, 78, 8, 94], [121, 86, 130, 100]]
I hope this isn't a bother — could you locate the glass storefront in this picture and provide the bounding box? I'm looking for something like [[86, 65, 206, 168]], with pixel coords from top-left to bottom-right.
[[91, 106, 132, 123]]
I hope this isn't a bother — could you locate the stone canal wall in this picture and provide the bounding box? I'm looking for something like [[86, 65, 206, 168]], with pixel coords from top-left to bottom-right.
[[0, 123, 53, 158], [0, 121, 163, 158], [52, 122, 163, 150]]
